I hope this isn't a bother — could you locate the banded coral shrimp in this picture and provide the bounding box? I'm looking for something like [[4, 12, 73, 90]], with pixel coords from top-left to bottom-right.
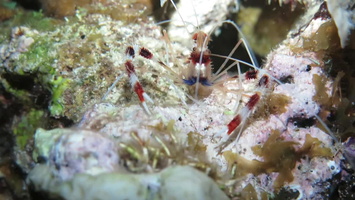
[[97, 0, 345, 198], [102, 0, 281, 147], [160, 0, 343, 152]]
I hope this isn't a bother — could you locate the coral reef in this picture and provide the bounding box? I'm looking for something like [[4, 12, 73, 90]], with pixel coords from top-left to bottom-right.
[[1, 2, 170, 121], [1, 0, 355, 199]]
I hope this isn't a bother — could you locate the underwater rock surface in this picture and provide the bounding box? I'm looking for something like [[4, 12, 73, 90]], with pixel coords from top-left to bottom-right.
[[1, 0, 355, 199], [28, 164, 229, 200]]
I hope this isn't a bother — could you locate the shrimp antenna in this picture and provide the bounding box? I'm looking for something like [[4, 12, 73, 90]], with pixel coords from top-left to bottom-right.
[[208, 20, 260, 69], [155, 19, 172, 26], [190, 0, 200, 30]]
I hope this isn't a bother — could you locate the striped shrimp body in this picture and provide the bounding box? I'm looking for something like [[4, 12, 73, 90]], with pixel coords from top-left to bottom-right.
[[105, 0, 336, 156], [104, 0, 280, 152], [181, 28, 274, 149], [113, 1, 342, 198], [161, 0, 337, 153], [182, 31, 214, 98]]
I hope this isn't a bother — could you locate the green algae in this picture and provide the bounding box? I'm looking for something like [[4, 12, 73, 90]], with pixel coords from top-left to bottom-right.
[[16, 38, 55, 74], [3, 20, 96, 119], [1, 0, 177, 123], [12, 109, 45, 150], [10, 10, 58, 32], [0, 10, 59, 43], [0, 77, 31, 104], [49, 76, 71, 116], [12, 35, 70, 116]]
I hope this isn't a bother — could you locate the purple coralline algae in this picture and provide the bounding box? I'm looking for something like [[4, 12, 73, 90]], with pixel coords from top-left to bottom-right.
[[0, 0, 352, 199]]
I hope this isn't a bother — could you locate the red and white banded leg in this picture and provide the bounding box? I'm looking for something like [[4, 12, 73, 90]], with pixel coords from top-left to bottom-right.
[[125, 46, 154, 115], [216, 74, 270, 150]]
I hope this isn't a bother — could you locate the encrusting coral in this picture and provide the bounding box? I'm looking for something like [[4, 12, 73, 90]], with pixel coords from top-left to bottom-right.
[[1, 0, 354, 199]]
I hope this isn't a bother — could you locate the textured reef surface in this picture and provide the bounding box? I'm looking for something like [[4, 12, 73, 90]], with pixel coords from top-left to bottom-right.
[[1, 0, 355, 199]]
